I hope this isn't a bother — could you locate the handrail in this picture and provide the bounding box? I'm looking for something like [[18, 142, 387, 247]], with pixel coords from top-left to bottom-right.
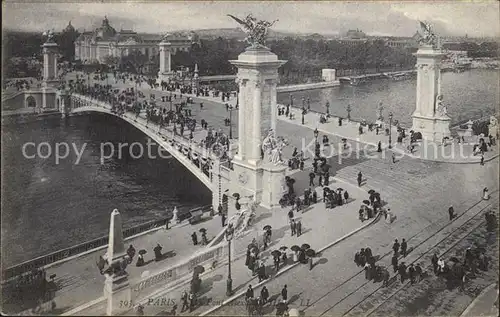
[[2, 205, 212, 281]]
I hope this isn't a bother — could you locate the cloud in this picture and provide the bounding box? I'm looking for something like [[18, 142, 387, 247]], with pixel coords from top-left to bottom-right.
[[2, 0, 499, 38]]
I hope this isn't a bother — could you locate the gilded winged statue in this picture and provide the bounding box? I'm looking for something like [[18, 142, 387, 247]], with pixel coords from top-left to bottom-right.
[[42, 29, 55, 43], [418, 21, 438, 48], [227, 14, 278, 48]]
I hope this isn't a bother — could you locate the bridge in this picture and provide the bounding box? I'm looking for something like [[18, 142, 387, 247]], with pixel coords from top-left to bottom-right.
[[67, 93, 233, 210]]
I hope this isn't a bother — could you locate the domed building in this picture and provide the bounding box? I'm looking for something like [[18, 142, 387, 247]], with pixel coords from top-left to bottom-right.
[[74, 16, 192, 64]]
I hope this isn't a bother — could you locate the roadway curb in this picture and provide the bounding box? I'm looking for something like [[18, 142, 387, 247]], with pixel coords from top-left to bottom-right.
[[459, 282, 498, 317], [199, 212, 382, 316], [60, 296, 105, 316]]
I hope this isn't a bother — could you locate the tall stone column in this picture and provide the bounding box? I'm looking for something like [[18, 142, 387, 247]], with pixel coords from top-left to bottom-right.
[[104, 209, 132, 316], [229, 47, 286, 205], [157, 40, 172, 83], [42, 41, 58, 88], [411, 44, 451, 142]]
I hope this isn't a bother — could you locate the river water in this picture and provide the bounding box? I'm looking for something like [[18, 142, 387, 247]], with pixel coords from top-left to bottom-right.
[[1, 69, 498, 267], [1, 114, 211, 267], [277, 69, 499, 127]]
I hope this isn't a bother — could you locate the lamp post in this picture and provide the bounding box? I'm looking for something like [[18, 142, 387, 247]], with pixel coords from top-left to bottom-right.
[[228, 105, 234, 139], [169, 91, 173, 112], [314, 128, 320, 157], [388, 112, 393, 149], [225, 221, 235, 297], [314, 128, 319, 144]]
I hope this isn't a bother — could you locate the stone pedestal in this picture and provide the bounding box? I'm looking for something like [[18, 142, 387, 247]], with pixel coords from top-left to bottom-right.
[[157, 41, 173, 83], [42, 42, 59, 89], [104, 274, 132, 316], [260, 163, 287, 209], [229, 46, 286, 206], [411, 45, 450, 142]]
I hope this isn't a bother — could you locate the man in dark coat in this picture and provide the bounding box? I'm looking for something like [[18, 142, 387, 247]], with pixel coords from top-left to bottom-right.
[[392, 239, 400, 256], [448, 205, 455, 220], [309, 172, 315, 186], [401, 239, 408, 257], [357, 171, 363, 187], [324, 172, 330, 186], [191, 232, 198, 245], [408, 264, 416, 284], [258, 263, 267, 282], [274, 256, 280, 272], [290, 219, 297, 236], [296, 220, 302, 237], [281, 285, 288, 303], [398, 262, 407, 283], [354, 251, 361, 267], [431, 253, 439, 274], [415, 263, 423, 282], [261, 286, 270, 304], [391, 254, 399, 273], [246, 285, 254, 301]]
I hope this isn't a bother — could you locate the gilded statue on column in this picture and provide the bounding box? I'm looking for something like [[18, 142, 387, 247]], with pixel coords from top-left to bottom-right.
[[227, 14, 278, 48]]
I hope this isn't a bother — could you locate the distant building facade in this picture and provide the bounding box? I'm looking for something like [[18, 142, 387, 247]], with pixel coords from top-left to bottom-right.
[[74, 16, 193, 64]]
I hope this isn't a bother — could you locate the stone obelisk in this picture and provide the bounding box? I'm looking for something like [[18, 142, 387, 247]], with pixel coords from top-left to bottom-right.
[[411, 22, 451, 142], [104, 209, 131, 316], [228, 15, 287, 209]]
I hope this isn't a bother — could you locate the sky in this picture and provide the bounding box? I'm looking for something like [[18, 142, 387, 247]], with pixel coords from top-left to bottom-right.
[[2, 0, 499, 38]]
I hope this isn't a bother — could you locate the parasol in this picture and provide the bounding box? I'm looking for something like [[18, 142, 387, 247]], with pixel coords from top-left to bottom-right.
[[193, 265, 205, 275], [139, 249, 147, 255], [199, 228, 207, 233], [301, 243, 311, 250], [271, 250, 282, 258], [291, 245, 301, 252], [337, 188, 344, 191], [305, 249, 316, 257], [263, 225, 272, 231], [363, 200, 371, 205], [323, 187, 331, 192], [368, 189, 376, 194], [279, 246, 288, 251], [232, 193, 241, 200]]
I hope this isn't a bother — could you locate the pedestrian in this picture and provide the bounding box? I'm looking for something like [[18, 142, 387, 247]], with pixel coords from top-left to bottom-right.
[[181, 290, 189, 312], [382, 268, 390, 287], [188, 291, 195, 312], [392, 153, 396, 163], [392, 239, 400, 256], [281, 285, 288, 303], [401, 238, 407, 257], [309, 172, 315, 186], [296, 220, 302, 237], [364, 262, 371, 280], [290, 219, 296, 236], [153, 243, 163, 261], [398, 262, 407, 283], [344, 190, 349, 203], [288, 209, 294, 221], [246, 285, 254, 301], [221, 213, 226, 227], [408, 264, 416, 284], [460, 272, 466, 292], [354, 251, 361, 267], [258, 263, 267, 282], [357, 171, 362, 187], [415, 263, 423, 282], [274, 255, 280, 272], [261, 286, 269, 304], [448, 205, 455, 220], [377, 141, 382, 152], [191, 232, 198, 245], [431, 253, 439, 274], [136, 304, 144, 316], [391, 254, 398, 273], [480, 154, 484, 165]]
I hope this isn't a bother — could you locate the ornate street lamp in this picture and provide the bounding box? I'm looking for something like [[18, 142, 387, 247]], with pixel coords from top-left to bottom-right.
[[225, 224, 235, 297], [314, 128, 319, 143], [388, 112, 393, 149]]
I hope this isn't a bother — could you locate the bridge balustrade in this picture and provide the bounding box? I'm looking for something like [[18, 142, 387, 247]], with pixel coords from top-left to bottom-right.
[[69, 94, 217, 187]]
